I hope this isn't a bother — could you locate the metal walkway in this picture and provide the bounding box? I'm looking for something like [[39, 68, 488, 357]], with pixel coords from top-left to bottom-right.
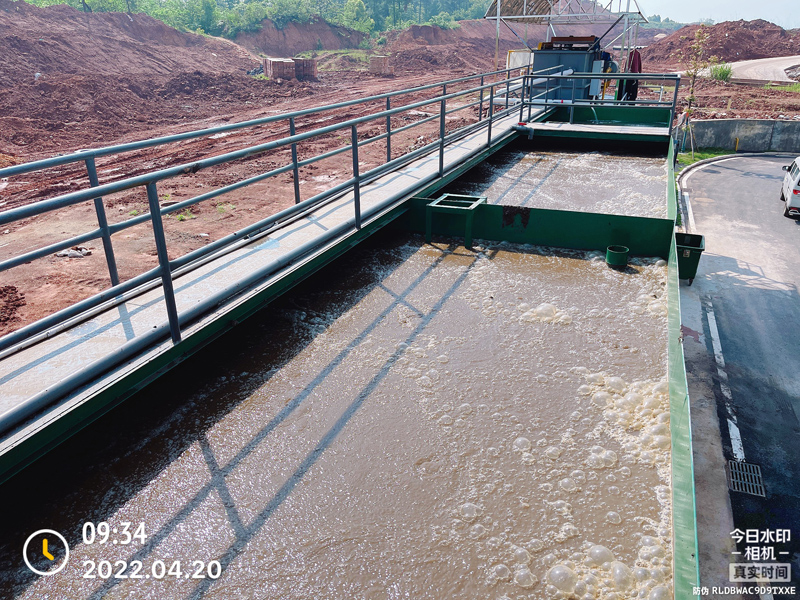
[[0, 108, 528, 477]]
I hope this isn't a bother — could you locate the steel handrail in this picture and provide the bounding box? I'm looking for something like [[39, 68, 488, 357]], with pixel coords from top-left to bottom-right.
[[0, 68, 532, 354], [0, 65, 560, 179]]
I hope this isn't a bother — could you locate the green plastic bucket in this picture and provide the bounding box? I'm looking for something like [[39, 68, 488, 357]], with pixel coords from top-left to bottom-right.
[[606, 245, 629, 268]]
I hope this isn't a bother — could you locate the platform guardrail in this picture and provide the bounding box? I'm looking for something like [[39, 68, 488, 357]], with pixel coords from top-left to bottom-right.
[[0, 66, 566, 356]]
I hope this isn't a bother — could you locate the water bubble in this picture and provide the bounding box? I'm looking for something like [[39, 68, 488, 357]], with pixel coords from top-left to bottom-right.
[[465, 523, 487, 542], [633, 567, 651, 582], [606, 377, 627, 393], [528, 539, 544, 552], [521, 452, 535, 465], [602, 450, 618, 467], [652, 381, 669, 396], [560, 478, 578, 492], [611, 562, 634, 591], [586, 372, 605, 385], [436, 354, 449, 363], [571, 469, 587, 484], [518, 303, 530, 312], [487, 447, 501, 458], [514, 567, 537, 588], [487, 537, 501, 549], [513, 437, 532, 452], [456, 403, 473, 417], [545, 446, 562, 460], [438, 415, 453, 426], [534, 303, 558, 320], [494, 564, 512, 580], [547, 564, 578, 593], [587, 545, 615, 566], [608, 485, 621, 495], [577, 385, 593, 396], [592, 392, 612, 407], [513, 547, 532, 564], [459, 502, 482, 521], [606, 511, 622, 524], [417, 376, 433, 388], [648, 586, 670, 600]]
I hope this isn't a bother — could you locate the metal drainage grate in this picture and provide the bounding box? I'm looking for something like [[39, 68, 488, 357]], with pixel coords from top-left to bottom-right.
[[728, 460, 766, 497]]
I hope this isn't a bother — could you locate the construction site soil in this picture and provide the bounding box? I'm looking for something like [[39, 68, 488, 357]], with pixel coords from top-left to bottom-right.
[[642, 19, 800, 69], [1, 1, 799, 336]]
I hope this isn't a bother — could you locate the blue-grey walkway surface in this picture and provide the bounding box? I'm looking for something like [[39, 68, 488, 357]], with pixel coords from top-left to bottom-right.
[[0, 111, 525, 455], [680, 155, 800, 599]]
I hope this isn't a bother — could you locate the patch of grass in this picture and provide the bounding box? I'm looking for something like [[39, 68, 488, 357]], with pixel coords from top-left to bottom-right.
[[129, 209, 140, 216], [709, 63, 732, 83], [764, 82, 800, 93], [216, 202, 235, 214], [676, 147, 730, 169], [252, 74, 269, 81]]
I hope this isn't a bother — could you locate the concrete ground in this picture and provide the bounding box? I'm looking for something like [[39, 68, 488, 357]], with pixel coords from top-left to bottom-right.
[[680, 155, 800, 599], [729, 56, 800, 83]]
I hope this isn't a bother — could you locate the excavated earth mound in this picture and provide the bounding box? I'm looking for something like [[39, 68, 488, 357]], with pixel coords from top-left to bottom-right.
[[0, 0, 255, 83], [642, 19, 800, 68], [234, 16, 367, 57]]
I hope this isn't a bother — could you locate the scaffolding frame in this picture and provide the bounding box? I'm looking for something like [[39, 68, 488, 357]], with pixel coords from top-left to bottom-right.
[[485, 0, 648, 71]]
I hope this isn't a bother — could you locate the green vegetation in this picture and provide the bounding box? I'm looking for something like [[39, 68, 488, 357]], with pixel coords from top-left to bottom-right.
[[676, 148, 730, 169], [176, 208, 196, 221], [216, 202, 235, 214], [764, 83, 800, 93], [27, 0, 485, 38], [643, 14, 684, 31], [709, 62, 732, 83]]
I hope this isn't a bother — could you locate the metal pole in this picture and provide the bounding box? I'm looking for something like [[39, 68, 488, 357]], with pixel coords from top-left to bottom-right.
[[386, 97, 392, 162], [487, 85, 494, 146], [350, 125, 362, 230], [289, 117, 301, 205], [85, 158, 120, 286], [505, 78, 510, 109], [145, 182, 181, 344], [519, 75, 526, 122], [439, 84, 446, 177], [479, 75, 485, 121]]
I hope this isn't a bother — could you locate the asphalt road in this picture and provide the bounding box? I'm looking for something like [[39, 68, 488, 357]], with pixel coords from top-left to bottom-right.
[[681, 155, 800, 598], [729, 56, 800, 82]]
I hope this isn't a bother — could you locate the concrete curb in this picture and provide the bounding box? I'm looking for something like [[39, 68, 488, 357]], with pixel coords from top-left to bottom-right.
[[675, 152, 798, 233]]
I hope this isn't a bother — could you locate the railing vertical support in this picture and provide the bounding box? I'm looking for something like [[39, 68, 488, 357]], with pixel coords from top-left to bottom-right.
[[487, 85, 494, 146], [386, 97, 392, 163], [439, 84, 446, 177], [350, 125, 362, 230], [145, 182, 181, 344], [85, 158, 120, 286], [505, 78, 510, 109], [519, 75, 526, 123], [479, 76, 485, 121], [669, 76, 681, 138], [289, 117, 301, 205]]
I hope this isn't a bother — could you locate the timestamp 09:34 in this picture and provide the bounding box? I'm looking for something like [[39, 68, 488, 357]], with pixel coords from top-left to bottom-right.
[[80, 522, 221, 580]]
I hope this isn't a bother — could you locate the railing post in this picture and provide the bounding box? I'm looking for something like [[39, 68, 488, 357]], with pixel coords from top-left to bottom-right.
[[505, 78, 510, 109], [669, 76, 681, 138], [145, 182, 181, 344], [289, 117, 301, 205], [439, 83, 446, 177], [519, 75, 526, 123], [479, 75, 485, 121], [85, 157, 120, 286], [386, 97, 392, 163], [350, 125, 362, 230], [487, 85, 494, 146]]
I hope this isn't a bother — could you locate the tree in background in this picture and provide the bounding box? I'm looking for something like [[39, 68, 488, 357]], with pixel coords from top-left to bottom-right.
[[674, 25, 717, 157], [25, 0, 490, 36]]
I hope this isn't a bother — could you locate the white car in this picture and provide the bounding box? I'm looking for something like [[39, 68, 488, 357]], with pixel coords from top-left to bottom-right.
[[781, 157, 800, 218]]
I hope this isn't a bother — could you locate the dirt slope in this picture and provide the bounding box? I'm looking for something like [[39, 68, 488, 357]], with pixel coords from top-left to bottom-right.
[[0, 0, 255, 83], [235, 16, 367, 57], [642, 19, 800, 68]]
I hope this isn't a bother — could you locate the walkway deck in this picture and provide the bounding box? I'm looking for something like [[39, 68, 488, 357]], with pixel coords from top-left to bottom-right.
[[517, 121, 671, 139], [0, 111, 528, 470]]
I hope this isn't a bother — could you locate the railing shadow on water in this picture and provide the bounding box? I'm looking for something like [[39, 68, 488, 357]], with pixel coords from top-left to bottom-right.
[[0, 233, 480, 598]]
